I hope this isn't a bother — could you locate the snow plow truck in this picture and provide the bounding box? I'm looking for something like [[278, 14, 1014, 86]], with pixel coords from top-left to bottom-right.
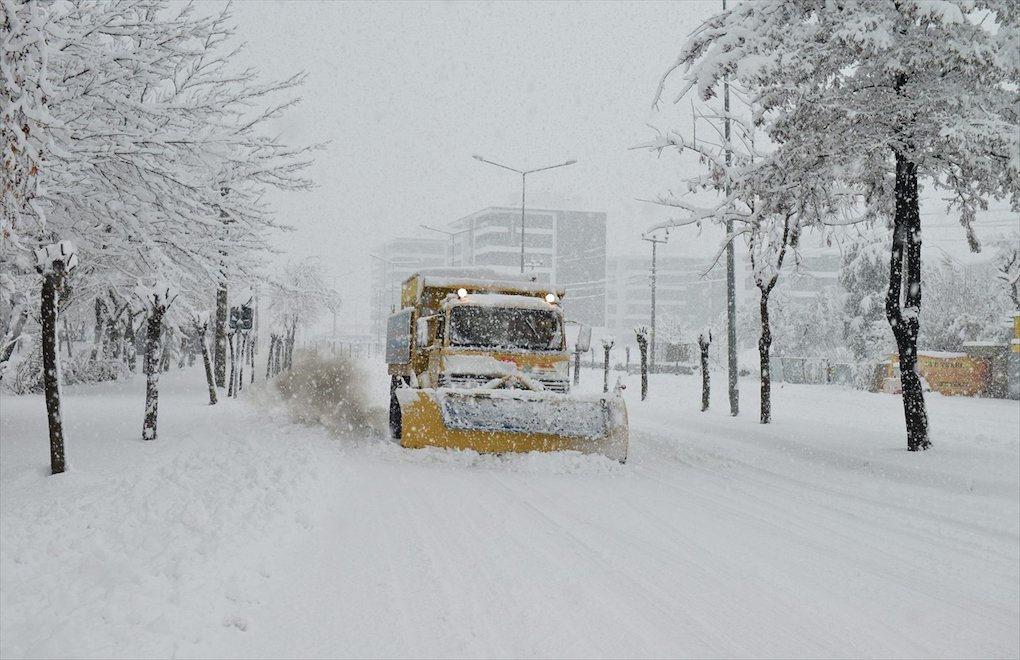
[[386, 270, 628, 462]]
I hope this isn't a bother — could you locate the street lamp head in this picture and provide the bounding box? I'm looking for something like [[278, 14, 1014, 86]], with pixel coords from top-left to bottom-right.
[[564, 159, 577, 166], [472, 154, 484, 161]]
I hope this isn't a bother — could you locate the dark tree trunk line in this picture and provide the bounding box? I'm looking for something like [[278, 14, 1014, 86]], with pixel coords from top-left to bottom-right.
[[194, 320, 217, 405], [602, 341, 613, 393], [214, 285, 227, 388], [886, 149, 930, 451], [635, 330, 648, 401], [142, 302, 167, 441], [42, 271, 67, 474], [751, 215, 791, 425], [91, 296, 106, 358], [62, 316, 73, 357], [228, 332, 238, 398], [123, 312, 141, 372], [759, 292, 773, 424], [698, 332, 711, 412]]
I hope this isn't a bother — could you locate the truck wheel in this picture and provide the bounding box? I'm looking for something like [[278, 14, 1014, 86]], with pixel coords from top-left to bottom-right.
[[389, 376, 402, 440]]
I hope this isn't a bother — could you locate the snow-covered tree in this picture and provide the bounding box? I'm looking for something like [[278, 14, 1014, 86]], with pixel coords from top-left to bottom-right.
[[2, 0, 314, 359], [653, 0, 1019, 451], [264, 259, 341, 373], [3, 2, 316, 459], [995, 238, 1020, 310], [749, 214, 794, 424], [137, 282, 176, 441], [921, 256, 1012, 351], [840, 237, 892, 360]]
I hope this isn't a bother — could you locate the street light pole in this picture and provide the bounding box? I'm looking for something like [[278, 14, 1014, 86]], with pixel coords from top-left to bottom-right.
[[642, 232, 668, 372], [472, 154, 577, 274]]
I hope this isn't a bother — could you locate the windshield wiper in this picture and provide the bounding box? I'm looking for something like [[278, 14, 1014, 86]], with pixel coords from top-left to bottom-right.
[[522, 316, 542, 344]]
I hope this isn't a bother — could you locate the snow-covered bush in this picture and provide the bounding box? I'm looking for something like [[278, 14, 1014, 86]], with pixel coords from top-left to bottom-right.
[[63, 352, 130, 386], [6, 344, 43, 395], [3, 345, 130, 395], [920, 258, 1012, 352]]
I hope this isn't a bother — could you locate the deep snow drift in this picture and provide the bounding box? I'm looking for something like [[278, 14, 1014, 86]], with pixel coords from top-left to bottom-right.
[[1, 357, 1017, 658]]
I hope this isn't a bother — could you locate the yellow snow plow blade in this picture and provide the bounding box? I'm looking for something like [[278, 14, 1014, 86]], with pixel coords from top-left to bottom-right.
[[396, 388, 629, 462]]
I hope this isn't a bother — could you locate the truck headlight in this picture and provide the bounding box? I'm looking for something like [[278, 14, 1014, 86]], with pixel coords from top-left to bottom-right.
[[545, 293, 557, 304]]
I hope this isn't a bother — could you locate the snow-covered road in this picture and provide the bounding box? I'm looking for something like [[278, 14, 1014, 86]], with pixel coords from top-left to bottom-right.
[[2, 360, 1018, 658]]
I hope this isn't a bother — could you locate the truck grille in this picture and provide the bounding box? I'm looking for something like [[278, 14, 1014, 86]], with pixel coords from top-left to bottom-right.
[[438, 374, 569, 393]]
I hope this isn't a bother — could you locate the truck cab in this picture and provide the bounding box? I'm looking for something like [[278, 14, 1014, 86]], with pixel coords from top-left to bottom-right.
[[384, 269, 626, 462]]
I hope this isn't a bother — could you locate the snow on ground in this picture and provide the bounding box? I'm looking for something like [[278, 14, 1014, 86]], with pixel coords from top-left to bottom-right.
[[1, 357, 1018, 658]]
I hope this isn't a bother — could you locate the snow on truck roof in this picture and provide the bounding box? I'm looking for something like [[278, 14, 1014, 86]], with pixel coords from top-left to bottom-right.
[[412, 272, 565, 297], [447, 293, 559, 310]]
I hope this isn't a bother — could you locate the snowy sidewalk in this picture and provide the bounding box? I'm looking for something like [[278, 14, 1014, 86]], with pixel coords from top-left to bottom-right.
[[2, 364, 1018, 658]]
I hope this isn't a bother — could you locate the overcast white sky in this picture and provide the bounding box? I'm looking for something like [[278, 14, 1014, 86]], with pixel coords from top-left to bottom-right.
[[231, 1, 1016, 326], [232, 0, 725, 321]]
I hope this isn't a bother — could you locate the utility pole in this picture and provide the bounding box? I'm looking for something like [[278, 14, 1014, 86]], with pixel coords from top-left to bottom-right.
[[472, 154, 577, 273], [642, 232, 668, 372], [723, 0, 739, 416]]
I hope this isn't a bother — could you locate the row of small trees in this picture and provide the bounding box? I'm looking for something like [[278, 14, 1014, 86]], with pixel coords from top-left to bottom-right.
[[641, 0, 1017, 450], [1, 1, 328, 474]]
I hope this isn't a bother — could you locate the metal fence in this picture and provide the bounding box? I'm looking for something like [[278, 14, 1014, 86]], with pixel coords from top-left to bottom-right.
[[770, 357, 884, 390]]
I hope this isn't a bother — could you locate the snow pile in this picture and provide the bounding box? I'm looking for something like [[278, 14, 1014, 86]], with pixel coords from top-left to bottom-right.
[[0, 369, 340, 658], [4, 345, 130, 394], [269, 353, 380, 437]]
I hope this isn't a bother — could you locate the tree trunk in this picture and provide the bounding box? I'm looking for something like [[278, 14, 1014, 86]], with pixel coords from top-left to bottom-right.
[[159, 333, 171, 372], [759, 292, 772, 424], [573, 350, 580, 386], [886, 150, 930, 451], [249, 336, 255, 384], [266, 335, 276, 380], [237, 336, 245, 393], [636, 332, 648, 401], [602, 344, 612, 393], [124, 316, 137, 372], [42, 273, 67, 474], [62, 316, 73, 357], [214, 285, 227, 387], [699, 333, 711, 412], [287, 320, 297, 370], [196, 322, 217, 405], [92, 297, 106, 358], [228, 333, 237, 398], [142, 305, 166, 441]]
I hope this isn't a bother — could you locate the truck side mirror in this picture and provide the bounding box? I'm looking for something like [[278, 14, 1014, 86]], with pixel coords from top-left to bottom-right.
[[575, 324, 592, 353]]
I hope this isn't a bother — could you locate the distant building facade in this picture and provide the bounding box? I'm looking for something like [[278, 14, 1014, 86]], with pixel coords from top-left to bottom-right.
[[605, 253, 728, 356], [445, 207, 607, 327], [369, 236, 446, 344]]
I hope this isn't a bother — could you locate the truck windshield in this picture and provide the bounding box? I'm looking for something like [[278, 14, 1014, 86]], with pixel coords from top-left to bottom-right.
[[449, 306, 563, 351]]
